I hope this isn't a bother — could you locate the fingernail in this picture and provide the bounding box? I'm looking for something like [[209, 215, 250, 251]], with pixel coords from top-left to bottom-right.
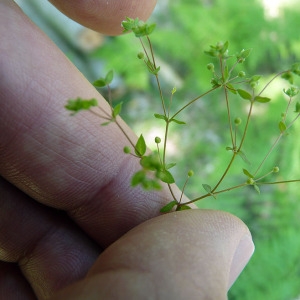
[[228, 234, 255, 289]]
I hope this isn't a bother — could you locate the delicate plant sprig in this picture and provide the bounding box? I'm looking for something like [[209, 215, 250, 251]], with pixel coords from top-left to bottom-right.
[[65, 17, 300, 213]]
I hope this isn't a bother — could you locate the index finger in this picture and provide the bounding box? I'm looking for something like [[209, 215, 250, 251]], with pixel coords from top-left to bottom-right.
[[49, 0, 157, 35], [0, 1, 178, 248]]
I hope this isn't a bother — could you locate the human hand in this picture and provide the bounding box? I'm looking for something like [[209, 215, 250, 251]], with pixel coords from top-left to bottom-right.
[[0, 1, 254, 299]]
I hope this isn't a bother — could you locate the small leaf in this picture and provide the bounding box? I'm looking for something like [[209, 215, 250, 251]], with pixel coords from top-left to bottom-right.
[[171, 87, 177, 94], [165, 163, 176, 170], [202, 184, 212, 193], [170, 118, 186, 125], [93, 78, 107, 88], [254, 96, 271, 103], [101, 121, 111, 126], [157, 169, 175, 184], [131, 170, 146, 187], [135, 134, 147, 157], [65, 98, 98, 115], [253, 184, 261, 194], [226, 83, 237, 94], [154, 113, 168, 121], [295, 102, 300, 113], [284, 87, 299, 97], [291, 62, 300, 76], [105, 70, 114, 85], [243, 168, 254, 178], [238, 150, 251, 164], [176, 204, 192, 211], [278, 121, 286, 133], [160, 200, 178, 213], [237, 89, 252, 100], [281, 72, 294, 84], [112, 102, 122, 118]]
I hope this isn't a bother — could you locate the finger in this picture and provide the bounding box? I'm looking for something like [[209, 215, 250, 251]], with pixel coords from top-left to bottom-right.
[[0, 2, 179, 248], [49, 0, 157, 35], [51, 210, 255, 300], [0, 177, 99, 299], [0, 262, 35, 300]]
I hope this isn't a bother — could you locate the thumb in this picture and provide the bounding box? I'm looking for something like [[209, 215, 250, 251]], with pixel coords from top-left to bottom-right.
[[51, 210, 254, 300]]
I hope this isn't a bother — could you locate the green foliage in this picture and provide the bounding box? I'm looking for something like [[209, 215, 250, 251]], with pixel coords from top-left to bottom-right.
[[122, 17, 156, 37], [65, 98, 97, 115]]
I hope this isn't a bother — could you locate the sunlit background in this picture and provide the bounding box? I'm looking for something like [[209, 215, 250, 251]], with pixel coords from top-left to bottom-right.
[[16, 0, 300, 299]]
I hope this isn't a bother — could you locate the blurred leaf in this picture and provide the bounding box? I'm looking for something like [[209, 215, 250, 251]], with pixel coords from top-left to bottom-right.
[[135, 134, 147, 157], [237, 89, 252, 100], [254, 96, 271, 103], [160, 200, 178, 213], [112, 102, 122, 118], [157, 169, 175, 184]]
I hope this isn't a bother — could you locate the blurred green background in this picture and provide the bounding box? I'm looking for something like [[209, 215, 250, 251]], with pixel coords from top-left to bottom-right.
[[17, 0, 300, 298]]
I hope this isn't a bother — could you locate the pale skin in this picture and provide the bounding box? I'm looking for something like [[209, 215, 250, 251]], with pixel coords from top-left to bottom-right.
[[0, 1, 254, 299]]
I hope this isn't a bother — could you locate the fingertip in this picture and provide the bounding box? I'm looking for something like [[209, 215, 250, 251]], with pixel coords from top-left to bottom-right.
[[49, 0, 157, 35]]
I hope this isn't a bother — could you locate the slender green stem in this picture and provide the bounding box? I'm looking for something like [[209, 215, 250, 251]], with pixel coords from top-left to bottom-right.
[[184, 182, 247, 205], [238, 100, 254, 152], [224, 85, 235, 147], [257, 70, 288, 97], [256, 179, 300, 185], [211, 152, 237, 193], [171, 86, 219, 120]]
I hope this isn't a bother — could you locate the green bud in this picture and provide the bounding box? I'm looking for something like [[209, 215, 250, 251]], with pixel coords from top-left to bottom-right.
[[238, 71, 246, 77], [234, 117, 242, 126], [247, 178, 255, 185], [155, 136, 161, 144], [207, 63, 215, 72], [188, 170, 194, 177], [123, 146, 131, 154], [273, 166, 280, 173], [137, 52, 144, 59]]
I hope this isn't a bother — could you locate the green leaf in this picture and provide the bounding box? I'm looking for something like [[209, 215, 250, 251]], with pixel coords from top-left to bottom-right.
[[157, 169, 175, 184], [202, 184, 212, 193], [65, 98, 98, 115], [160, 200, 178, 213], [254, 96, 271, 103], [121, 17, 156, 37], [226, 83, 237, 94], [105, 70, 114, 85], [135, 134, 147, 157], [223, 65, 229, 82], [170, 118, 186, 125], [278, 121, 286, 133], [237, 150, 251, 164], [101, 121, 112, 126], [154, 113, 168, 121], [295, 102, 300, 113], [291, 62, 300, 76], [176, 204, 192, 211], [93, 78, 107, 88], [284, 87, 299, 98], [253, 184, 261, 194], [237, 48, 252, 61], [140, 153, 161, 171], [237, 89, 252, 100], [243, 168, 254, 178], [165, 163, 176, 170], [112, 102, 122, 118], [131, 170, 146, 187], [281, 72, 294, 84]]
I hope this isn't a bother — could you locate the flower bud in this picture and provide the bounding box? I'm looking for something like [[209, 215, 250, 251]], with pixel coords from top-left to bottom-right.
[[188, 170, 194, 177], [123, 146, 131, 154], [155, 136, 161, 144], [137, 52, 144, 59], [234, 117, 242, 126]]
